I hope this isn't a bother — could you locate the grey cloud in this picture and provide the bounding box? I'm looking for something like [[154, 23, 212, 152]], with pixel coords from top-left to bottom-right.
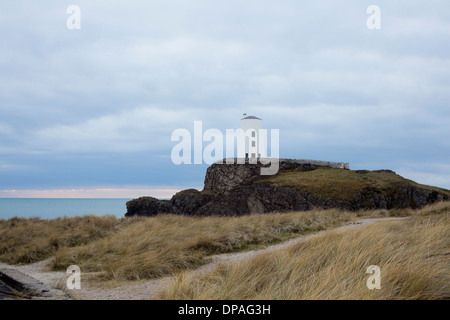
[[0, 0, 449, 189]]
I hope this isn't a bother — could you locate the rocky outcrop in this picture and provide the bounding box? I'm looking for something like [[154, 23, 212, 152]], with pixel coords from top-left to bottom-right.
[[125, 196, 173, 217], [125, 189, 214, 217], [170, 189, 214, 215], [125, 159, 450, 217]]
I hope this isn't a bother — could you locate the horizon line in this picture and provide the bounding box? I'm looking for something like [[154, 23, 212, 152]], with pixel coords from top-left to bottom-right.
[[0, 187, 183, 199]]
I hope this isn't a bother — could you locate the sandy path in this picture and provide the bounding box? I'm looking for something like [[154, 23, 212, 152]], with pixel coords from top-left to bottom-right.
[[192, 217, 405, 275], [0, 217, 405, 300]]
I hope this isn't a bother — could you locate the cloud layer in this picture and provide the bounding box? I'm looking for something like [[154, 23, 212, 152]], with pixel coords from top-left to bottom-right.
[[0, 0, 449, 196]]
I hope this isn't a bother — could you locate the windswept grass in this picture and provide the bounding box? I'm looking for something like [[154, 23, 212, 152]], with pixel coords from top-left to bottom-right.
[[0, 215, 120, 264], [52, 209, 355, 281], [162, 203, 450, 300], [1, 202, 448, 291]]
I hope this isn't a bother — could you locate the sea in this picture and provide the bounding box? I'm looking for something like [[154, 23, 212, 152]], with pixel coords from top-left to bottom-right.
[[0, 198, 133, 220]]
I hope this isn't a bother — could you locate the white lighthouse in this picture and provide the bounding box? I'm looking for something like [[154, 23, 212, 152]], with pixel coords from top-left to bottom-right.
[[240, 114, 266, 159]]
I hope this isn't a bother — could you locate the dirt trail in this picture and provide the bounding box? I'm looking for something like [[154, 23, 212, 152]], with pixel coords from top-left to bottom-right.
[[0, 217, 405, 300]]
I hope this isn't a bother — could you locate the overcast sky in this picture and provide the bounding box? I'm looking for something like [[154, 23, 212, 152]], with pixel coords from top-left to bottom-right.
[[0, 0, 449, 198]]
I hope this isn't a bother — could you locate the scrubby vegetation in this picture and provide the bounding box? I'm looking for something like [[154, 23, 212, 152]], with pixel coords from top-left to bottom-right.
[[51, 209, 355, 281], [162, 202, 450, 300], [0, 215, 120, 264], [1, 202, 448, 300]]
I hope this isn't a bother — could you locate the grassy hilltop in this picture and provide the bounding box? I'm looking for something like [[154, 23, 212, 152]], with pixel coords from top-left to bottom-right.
[[257, 167, 450, 206]]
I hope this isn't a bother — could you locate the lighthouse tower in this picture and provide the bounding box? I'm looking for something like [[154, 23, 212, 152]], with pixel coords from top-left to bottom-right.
[[240, 114, 266, 159]]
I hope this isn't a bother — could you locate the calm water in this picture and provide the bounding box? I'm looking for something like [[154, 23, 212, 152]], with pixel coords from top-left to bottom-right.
[[0, 198, 132, 220]]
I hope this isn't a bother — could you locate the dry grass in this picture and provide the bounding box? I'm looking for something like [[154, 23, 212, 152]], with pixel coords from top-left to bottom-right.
[[0, 215, 120, 264], [258, 167, 450, 201], [1, 202, 448, 292], [51, 209, 355, 281], [162, 202, 450, 300]]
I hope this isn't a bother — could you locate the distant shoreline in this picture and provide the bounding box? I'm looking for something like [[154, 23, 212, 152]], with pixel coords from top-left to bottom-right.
[[0, 198, 158, 220]]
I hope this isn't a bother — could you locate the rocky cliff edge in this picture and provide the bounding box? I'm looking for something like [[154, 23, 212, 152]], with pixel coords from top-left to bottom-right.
[[125, 159, 450, 217]]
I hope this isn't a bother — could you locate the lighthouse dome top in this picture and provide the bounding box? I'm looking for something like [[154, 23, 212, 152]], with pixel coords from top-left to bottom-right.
[[241, 115, 261, 120]]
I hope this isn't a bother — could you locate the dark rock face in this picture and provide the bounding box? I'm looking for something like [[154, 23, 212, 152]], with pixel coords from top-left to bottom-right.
[[203, 160, 323, 195], [170, 189, 214, 215], [125, 197, 173, 217], [203, 162, 263, 194], [125, 160, 449, 217], [352, 186, 444, 210]]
